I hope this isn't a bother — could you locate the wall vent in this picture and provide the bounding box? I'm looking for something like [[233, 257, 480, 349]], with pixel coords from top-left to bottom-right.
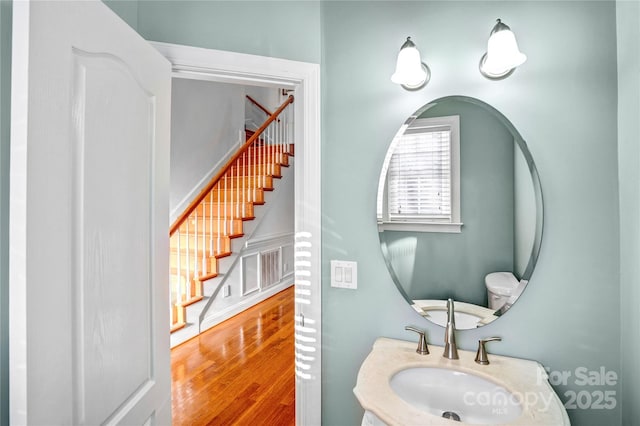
[[261, 248, 281, 289]]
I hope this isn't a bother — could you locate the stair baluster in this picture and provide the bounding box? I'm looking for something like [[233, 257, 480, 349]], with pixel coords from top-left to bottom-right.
[[173, 227, 182, 329], [268, 124, 273, 176], [242, 151, 247, 216], [236, 161, 240, 223], [185, 220, 191, 302], [277, 113, 282, 162], [209, 191, 213, 260], [224, 174, 228, 236], [217, 179, 222, 254], [194, 210, 199, 280], [201, 203, 207, 275]]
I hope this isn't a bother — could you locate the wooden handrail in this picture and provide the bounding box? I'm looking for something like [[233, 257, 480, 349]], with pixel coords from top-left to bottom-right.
[[170, 95, 294, 236]]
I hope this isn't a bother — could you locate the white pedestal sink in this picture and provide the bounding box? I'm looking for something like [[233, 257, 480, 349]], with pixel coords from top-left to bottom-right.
[[354, 337, 570, 425]]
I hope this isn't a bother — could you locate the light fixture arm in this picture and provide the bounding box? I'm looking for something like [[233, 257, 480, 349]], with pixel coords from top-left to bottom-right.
[[400, 36, 417, 50], [490, 18, 511, 36]]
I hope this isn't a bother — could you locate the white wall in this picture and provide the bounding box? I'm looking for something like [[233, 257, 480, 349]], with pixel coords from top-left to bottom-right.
[[245, 85, 280, 130], [250, 163, 295, 240], [170, 78, 245, 215]]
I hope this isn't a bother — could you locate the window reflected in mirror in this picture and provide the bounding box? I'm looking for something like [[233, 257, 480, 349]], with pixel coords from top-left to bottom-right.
[[377, 115, 462, 233]]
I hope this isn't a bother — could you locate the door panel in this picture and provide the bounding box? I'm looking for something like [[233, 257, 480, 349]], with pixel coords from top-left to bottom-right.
[[73, 49, 155, 425], [10, 1, 171, 424]]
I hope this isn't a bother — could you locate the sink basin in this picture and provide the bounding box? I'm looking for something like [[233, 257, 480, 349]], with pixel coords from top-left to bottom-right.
[[390, 367, 522, 424]]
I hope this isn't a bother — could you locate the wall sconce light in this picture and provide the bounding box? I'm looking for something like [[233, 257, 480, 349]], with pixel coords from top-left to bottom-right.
[[391, 37, 431, 90], [479, 19, 527, 80]]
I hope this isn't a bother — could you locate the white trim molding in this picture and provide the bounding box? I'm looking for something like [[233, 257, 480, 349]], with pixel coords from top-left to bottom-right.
[[245, 231, 294, 249], [378, 222, 463, 233], [149, 42, 322, 425]]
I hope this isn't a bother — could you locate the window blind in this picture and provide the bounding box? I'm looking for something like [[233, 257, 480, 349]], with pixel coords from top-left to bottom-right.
[[387, 128, 452, 220]]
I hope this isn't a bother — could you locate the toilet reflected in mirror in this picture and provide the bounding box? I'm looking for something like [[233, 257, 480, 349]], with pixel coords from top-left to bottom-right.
[[377, 96, 543, 329], [485, 271, 527, 312]]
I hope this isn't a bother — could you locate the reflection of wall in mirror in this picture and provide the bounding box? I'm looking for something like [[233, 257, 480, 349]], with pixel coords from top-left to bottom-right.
[[383, 100, 515, 307], [514, 146, 536, 277]]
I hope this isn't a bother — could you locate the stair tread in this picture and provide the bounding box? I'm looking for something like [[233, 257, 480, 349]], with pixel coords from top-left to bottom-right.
[[198, 272, 219, 282], [182, 295, 204, 307]]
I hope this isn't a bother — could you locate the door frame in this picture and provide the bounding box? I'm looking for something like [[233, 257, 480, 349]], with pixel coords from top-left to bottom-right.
[[150, 42, 322, 425]]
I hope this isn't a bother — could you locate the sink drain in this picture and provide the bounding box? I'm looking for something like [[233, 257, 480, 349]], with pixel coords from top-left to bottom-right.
[[442, 411, 461, 421]]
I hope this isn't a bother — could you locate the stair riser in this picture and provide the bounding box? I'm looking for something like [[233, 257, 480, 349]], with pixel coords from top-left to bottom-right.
[[169, 217, 244, 240], [190, 202, 255, 219], [221, 175, 274, 189], [245, 144, 294, 156], [222, 164, 282, 177], [169, 245, 233, 262], [207, 189, 264, 203], [171, 255, 221, 280], [170, 304, 186, 332], [170, 257, 218, 276], [237, 152, 289, 167], [170, 234, 235, 251], [170, 279, 203, 302]]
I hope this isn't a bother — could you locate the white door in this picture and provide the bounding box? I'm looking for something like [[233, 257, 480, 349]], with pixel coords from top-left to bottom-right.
[[10, 1, 171, 424]]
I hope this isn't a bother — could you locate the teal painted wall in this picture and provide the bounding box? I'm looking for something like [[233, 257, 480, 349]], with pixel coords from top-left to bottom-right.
[[380, 100, 515, 306], [0, 2, 10, 425], [321, 2, 620, 425], [137, 1, 321, 64], [616, 1, 640, 424], [103, 0, 139, 30]]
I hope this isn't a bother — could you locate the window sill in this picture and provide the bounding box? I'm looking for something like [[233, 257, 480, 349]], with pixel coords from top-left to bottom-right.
[[377, 222, 463, 233]]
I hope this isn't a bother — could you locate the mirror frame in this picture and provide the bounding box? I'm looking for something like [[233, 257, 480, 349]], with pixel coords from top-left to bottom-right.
[[378, 95, 544, 325]]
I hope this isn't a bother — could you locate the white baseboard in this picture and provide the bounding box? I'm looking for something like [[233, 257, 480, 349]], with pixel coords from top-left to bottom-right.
[[200, 279, 294, 333]]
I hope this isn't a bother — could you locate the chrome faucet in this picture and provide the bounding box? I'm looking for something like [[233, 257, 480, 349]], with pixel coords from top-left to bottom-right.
[[443, 298, 459, 359]]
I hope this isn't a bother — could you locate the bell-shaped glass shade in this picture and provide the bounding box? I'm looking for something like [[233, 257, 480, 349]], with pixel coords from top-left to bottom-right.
[[482, 28, 527, 75], [391, 41, 428, 88]]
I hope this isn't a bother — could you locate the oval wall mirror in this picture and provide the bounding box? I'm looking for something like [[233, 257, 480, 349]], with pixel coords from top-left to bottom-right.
[[376, 96, 543, 329]]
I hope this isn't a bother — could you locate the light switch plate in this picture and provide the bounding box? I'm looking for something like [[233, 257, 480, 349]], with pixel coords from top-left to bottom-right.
[[331, 260, 358, 289]]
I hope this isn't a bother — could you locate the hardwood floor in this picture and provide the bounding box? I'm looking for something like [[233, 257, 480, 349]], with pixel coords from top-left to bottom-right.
[[171, 286, 295, 426]]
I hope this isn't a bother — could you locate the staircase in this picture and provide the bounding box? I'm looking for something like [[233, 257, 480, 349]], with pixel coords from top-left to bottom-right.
[[169, 95, 294, 346]]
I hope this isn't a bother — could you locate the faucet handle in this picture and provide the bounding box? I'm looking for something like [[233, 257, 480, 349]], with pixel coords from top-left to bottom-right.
[[475, 337, 502, 365], [405, 326, 429, 355]]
